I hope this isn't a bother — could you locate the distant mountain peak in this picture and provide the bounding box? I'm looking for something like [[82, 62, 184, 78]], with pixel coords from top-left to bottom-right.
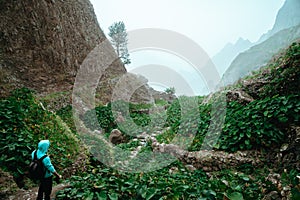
[[224, 24, 300, 85], [257, 0, 300, 43], [223, 42, 234, 49], [212, 37, 253, 76], [236, 37, 251, 44]]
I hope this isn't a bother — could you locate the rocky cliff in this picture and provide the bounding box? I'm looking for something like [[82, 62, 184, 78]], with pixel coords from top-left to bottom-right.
[[0, 0, 106, 93], [223, 25, 300, 85], [222, 0, 300, 85], [258, 0, 300, 43], [0, 0, 153, 105]]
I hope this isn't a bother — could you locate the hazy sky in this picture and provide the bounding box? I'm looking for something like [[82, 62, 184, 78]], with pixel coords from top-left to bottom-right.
[[90, 0, 286, 95], [90, 0, 285, 57]]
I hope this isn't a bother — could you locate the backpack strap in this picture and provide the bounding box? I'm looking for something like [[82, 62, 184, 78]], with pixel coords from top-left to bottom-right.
[[39, 154, 48, 162], [34, 150, 38, 160], [34, 150, 48, 161], [37, 153, 48, 176]]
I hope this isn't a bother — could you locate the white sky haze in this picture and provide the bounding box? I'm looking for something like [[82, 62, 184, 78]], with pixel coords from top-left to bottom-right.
[[90, 0, 285, 56], [90, 0, 286, 95]]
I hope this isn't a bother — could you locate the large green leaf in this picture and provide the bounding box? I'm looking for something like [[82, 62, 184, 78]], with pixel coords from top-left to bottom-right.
[[226, 192, 244, 200]]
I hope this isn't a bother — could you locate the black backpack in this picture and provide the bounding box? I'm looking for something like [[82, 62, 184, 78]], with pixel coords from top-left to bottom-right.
[[29, 150, 47, 180]]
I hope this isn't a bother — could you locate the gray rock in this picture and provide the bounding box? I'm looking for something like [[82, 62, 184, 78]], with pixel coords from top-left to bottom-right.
[[109, 129, 124, 144]]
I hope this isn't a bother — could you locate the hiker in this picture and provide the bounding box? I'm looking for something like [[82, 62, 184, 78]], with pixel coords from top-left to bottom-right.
[[32, 140, 62, 200]]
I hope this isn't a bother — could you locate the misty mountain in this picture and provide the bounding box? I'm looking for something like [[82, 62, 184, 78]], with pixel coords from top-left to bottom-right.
[[222, 24, 300, 85], [213, 0, 300, 79], [258, 0, 300, 43], [220, 0, 300, 85], [212, 38, 253, 76]]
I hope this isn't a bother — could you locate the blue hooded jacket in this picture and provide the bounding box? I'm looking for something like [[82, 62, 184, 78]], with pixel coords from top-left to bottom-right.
[[31, 140, 56, 178]]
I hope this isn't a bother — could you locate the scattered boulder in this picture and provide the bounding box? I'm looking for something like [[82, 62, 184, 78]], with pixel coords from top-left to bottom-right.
[[185, 164, 196, 172], [168, 166, 179, 174], [137, 132, 150, 140], [226, 89, 254, 104], [262, 191, 280, 200], [109, 129, 124, 145]]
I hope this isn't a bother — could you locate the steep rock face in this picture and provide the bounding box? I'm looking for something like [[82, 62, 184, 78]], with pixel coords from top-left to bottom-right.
[[222, 0, 300, 85], [258, 0, 300, 43], [0, 0, 152, 106], [223, 25, 300, 85], [272, 0, 300, 32], [0, 0, 109, 94]]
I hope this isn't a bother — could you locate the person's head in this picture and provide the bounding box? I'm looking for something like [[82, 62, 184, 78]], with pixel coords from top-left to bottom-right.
[[37, 140, 50, 154]]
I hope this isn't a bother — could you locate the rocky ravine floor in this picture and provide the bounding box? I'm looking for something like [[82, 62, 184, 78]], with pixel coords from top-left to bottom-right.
[[8, 183, 69, 200]]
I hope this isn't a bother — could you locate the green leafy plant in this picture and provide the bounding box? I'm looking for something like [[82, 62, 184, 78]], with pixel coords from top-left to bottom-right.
[[0, 88, 80, 188], [56, 105, 76, 134], [260, 42, 300, 98], [56, 160, 283, 200], [218, 94, 299, 152], [83, 104, 116, 133]]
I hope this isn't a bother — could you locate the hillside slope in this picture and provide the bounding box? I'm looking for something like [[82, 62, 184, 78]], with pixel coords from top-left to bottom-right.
[[258, 0, 300, 43], [0, 88, 89, 199], [52, 42, 300, 200], [212, 0, 300, 79], [223, 25, 300, 85], [2, 40, 299, 200]]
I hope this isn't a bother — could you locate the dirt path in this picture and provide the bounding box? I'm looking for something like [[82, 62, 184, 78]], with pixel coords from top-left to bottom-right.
[[8, 183, 69, 200]]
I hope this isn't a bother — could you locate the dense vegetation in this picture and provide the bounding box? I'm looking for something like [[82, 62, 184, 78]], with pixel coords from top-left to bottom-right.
[[0, 88, 81, 188], [55, 159, 299, 200], [0, 43, 299, 199], [55, 42, 299, 199]]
